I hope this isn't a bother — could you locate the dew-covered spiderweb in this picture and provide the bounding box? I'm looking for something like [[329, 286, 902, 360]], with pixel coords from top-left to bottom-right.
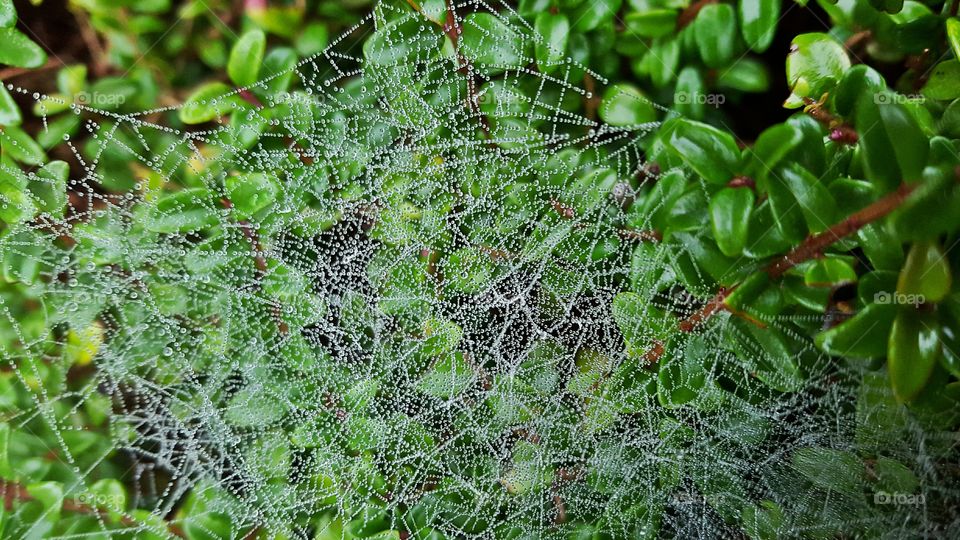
[[1, 1, 957, 539]]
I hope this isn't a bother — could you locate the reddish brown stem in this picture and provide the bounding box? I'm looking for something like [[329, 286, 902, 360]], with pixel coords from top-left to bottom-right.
[[639, 182, 918, 363], [803, 97, 858, 145], [619, 229, 662, 243], [766, 182, 917, 278]]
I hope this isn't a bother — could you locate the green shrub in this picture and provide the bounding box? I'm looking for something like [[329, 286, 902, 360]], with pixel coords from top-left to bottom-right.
[[0, 0, 958, 538]]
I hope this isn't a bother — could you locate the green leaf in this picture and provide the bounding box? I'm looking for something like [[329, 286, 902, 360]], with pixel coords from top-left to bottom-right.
[[784, 33, 850, 108], [815, 303, 896, 358], [461, 13, 528, 71], [363, 16, 442, 66], [889, 167, 960, 241], [804, 257, 857, 286], [0, 422, 10, 478], [694, 3, 737, 68], [674, 66, 705, 120], [897, 241, 951, 304], [0, 169, 35, 225], [534, 12, 568, 74], [624, 9, 677, 38], [228, 29, 266, 87], [716, 58, 770, 93], [1, 125, 45, 165], [868, 0, 904, 13], [873, 457, 919, 494], [612, 292, 676, 358], [0, 84, 21, 126], [599, 84, 657, 127], [747, 123, 803, 180], [764, 170, 806, 244], [571, 0, 621, 32], [832, 64, 886, 117], [888, 309, 940, 402], [145, 188, 220, 234], [57, 64, 87, 97], [0, 28, 46, 68], [89, 478, 127, 522], [179, 82, 237, 124], [709, 187, 754, 257], [921, 60, 960, 101], [664, 118, 741, 184], [443, 247, 494, 294], [791, 447, 864, 495], [296, 22, 328, 56], [657, 337, 706, 408], [948, 18, 960, 61], [777, 163, 838, 233], [225, 172, 278, 216], [739, 0, 779, 52], [420, 317, 463, 356], [855, 93, 928, 189], [417, 351, 474, 398], [0, 0, 15, 28], [29, 160, 69, 216]]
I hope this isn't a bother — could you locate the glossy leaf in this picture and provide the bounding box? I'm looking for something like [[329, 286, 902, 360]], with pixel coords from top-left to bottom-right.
[[694, 3, 737, 68], [897, 241, 951, 304], [179, 82, 238, 124], [784, 33, 850, 108], [624, 9, 677, 38], [709, 187, 754, 257], [815, 303, 896, 358], [888, 309, 940, 402], [0, 28, 46, 68], [922, 60, 960, 101], [534, 12, 569, 74], [227, 29, 266, 87], [599, 84, 657, 126], [855, 93, 928, 189], [664, 118, 741, 184], [739, 0, 779, 52]]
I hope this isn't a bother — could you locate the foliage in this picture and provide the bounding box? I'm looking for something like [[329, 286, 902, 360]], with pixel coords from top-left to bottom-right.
[[0, 0, 959, 538]]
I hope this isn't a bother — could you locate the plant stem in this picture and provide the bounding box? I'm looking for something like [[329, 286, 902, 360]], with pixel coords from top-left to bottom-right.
[[766, 182, 917, 278], [642, 181, 918, 362]]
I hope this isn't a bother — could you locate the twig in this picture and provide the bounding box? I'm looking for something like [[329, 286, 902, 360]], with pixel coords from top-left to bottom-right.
[[638, 181, 919, 363], [766, 182, 917, 278], [0, 60, 61, 82], [72, 10, 109, 78], [802, 96, 858, 145], [618, 229, 662, 243]]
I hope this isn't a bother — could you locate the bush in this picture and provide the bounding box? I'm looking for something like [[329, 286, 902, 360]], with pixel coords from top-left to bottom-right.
[[0, 0, 958, 538]]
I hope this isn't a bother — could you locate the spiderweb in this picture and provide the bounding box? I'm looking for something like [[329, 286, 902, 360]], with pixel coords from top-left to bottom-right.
[[0, 1, 957, 539]]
